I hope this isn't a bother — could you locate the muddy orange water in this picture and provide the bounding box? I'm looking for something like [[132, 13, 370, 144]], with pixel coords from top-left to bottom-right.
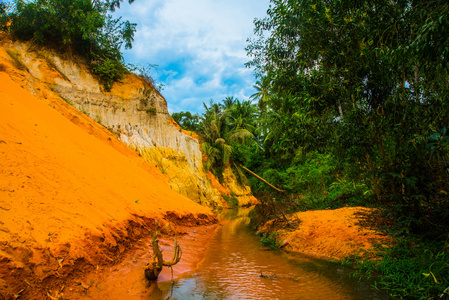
[[152, 208, 391, 300], [60, 223, 219, 299], [65, 208, 391, 299]]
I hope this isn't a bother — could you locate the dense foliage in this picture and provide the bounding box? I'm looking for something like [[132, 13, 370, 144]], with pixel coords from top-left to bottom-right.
[[0, 0, 136, 91], [246, 0, 449, 234], [351, 237, 449, 299], [171, 111, 201, 132], [198, 98, 258, 182], [172, 0, 449, 297], [243, 0, 449, 298]]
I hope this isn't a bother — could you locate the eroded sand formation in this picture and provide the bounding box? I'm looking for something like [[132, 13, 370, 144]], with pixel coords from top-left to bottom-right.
[[0, 33, 391, 299], [0, 37, 218, 298]]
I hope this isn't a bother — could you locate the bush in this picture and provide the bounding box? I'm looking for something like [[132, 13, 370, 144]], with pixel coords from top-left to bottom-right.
[[7, 0, 136, 91], [258, 231, 281, 249], [0, 1, 11, 31], [352, 237, 449, 299], [247, 150, 376, 212], [146, 107, 157, 115], [91, 56, 128, 91]]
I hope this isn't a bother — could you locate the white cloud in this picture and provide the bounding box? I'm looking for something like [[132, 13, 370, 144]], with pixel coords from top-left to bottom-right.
[[117, 0, 270, 114]]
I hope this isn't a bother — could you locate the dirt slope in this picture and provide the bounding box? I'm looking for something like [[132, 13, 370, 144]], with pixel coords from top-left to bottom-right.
[[259, 207, 391, 260], [0, 69, 216, 298]]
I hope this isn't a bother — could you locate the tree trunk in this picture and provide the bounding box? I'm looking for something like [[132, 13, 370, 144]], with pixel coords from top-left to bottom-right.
[[365, 152, 381, 202], [145, 221, 182, 281], [239, 165, 285, 193], [337, 99, 344, 119]]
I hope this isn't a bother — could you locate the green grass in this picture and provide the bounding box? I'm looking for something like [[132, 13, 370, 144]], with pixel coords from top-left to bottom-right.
[[258, 231, 281, 249], [59, 95, 73, 105], [338, 237, 449, 299]]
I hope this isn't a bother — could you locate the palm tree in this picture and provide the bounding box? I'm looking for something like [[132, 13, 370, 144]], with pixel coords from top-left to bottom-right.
[[199, 101, 253, 173], [223, 96, 236, 109], [227, 99, 258, 134], [200, 99, 284, 192], [250, 76, 271, 111]]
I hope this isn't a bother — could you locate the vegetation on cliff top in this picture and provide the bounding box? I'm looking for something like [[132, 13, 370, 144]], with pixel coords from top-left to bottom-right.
[[0, 0, 136, 91]]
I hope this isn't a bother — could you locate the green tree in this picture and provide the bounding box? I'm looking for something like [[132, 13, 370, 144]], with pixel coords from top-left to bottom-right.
[[250, 77, 271, 111], [6, 0, 136, 91], [222, 96, 236, 109], [247, 0, 449, 236], [199, 100, 254, 180], [247, 4, 449, 296], [227, 99, 258, 133], [171, 111, 201, 132], [0, 1, 12, 31]]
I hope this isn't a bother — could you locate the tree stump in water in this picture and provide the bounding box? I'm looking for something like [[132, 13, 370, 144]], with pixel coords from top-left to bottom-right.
[[144, 221, 182, 281]]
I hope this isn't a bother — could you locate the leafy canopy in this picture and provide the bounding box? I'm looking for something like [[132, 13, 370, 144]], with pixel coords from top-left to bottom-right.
[[247, 0, 449, 234], [2, 0, 136, 91], [245, 2, 449, 296], [171, 111, 201, 132]]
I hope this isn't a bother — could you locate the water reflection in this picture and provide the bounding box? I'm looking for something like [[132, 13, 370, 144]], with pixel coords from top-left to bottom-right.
[[149, 208, 390, 299]]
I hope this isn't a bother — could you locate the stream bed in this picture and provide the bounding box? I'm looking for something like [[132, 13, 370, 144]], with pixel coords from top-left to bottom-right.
[[149, 208, 391, 300]]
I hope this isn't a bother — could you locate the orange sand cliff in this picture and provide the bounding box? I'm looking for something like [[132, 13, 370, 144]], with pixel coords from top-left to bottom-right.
[[0, 71, 216, 298]]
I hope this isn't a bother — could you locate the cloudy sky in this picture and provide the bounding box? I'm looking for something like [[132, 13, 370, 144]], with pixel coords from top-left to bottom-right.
[[115, 0, 270, 114]]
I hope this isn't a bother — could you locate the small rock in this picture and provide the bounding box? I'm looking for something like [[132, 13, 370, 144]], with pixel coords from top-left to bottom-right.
[[0, 226, 10, 233], [79, 281, 90, 290], [0, 201, 12, 211]]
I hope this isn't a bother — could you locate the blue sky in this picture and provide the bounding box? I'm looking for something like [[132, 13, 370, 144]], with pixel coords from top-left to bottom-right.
[[115, 0, 270, 114]]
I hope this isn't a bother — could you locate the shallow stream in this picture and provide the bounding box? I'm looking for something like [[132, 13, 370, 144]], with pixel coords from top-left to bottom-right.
[[149, 208, 391, 300]]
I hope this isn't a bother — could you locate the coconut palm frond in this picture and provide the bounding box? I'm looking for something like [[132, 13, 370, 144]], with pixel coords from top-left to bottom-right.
[[263, 130, 276, 144], [215, 138, 226, 146], [233, 162, 248, 186], [226, 129, 254, 143], [201, 142, 221, 172]]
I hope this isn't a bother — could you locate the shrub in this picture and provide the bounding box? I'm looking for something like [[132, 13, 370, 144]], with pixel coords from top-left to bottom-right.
[[91, 56, 128, 91], [7, 0, 136, 91], [258, 231, 281, 249], [146, 107, 157, 115], [352, 237, 449, 299]]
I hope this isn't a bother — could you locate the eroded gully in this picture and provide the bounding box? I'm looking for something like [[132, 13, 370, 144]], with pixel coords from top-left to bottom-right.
[[75, 208, 391, 299]]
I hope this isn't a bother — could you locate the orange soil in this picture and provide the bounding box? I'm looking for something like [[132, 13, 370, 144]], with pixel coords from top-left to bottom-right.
[[206, 171, 231, 208], [168, 116, 200, 140], [0, 70, 216, 299], [259, 207, 391, 261]]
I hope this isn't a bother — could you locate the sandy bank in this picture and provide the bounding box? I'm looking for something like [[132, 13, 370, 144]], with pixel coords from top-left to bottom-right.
[[0, 71, 216, 299], [258, 207, 391, 261]]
